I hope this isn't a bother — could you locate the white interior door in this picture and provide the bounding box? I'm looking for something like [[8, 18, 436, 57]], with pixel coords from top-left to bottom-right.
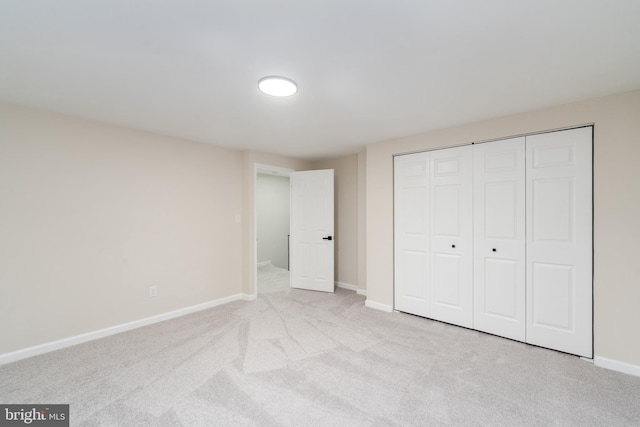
[[429, 145, 473, 328], [290, 169, 335, 292], [525, 127, 593, 357], [473, 138, 526, 341], [394, 152, 431, 317]]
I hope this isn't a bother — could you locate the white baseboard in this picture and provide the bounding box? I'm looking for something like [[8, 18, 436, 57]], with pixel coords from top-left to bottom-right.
[[594, 356, 640, 377], [242, 293, 257, 301], [365, 299, 394, 313], [0, 293, 248, 366], [336, 281, 357, 291], [336, 281, 367, 296], [257, 261, 271, 267]]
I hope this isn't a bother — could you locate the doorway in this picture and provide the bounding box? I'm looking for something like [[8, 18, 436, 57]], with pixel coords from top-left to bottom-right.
[[255, 164, 293, 295]]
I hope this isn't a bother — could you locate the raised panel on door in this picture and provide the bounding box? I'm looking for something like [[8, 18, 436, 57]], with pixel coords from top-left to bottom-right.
[[430, 145, 473, 328], [394, 153, 430, 317], [473, 138, 526, 341], [526, 127, 593, 357]]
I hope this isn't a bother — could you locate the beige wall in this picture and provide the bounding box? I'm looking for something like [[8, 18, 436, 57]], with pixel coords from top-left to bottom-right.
[[313, 154, 359, 288], [0, 103, 244, 355], [366, 89, 640, 366]]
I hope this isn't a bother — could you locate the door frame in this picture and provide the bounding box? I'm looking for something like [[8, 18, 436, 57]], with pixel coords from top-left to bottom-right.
[[252, 163, 295, 297]]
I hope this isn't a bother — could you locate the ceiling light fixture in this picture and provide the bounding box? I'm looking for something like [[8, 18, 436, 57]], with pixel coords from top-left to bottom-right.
[[258, 76, 297, 97]]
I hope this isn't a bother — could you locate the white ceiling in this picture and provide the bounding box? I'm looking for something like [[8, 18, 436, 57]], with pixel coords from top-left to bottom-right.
[[1, 1, 639, 160]]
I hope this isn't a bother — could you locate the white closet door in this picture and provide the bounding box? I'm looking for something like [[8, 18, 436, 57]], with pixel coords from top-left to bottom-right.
[[526, 127, 593, 358], [473, 138, 526, 341], [394, 152, 431, 317], [430, 145, 474, 328]]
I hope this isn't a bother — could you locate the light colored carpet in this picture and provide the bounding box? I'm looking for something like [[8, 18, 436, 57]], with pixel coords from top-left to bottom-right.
[[1, 265, 639, 426], [257, 263, 291, 294]]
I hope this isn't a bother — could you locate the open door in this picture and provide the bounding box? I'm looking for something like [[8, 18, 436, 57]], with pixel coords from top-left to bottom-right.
[[290, 169, 334, 292]]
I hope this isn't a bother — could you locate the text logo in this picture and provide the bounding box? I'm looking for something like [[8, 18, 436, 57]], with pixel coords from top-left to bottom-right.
[[1, 405, 68, 426]]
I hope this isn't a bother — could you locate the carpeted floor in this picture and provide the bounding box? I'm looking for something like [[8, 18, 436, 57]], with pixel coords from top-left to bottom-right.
[[1, 264, 639, 426], [257, 262, 291, 294]]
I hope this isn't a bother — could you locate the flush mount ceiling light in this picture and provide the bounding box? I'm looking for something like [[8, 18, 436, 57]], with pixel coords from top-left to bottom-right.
[[258, 76, 297, 97]]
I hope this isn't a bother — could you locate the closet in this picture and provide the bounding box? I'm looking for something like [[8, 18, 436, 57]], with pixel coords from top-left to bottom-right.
[[394, 126, 593, 357]]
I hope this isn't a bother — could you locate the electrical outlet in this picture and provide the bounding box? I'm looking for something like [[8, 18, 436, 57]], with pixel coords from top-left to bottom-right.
[[149, 286, 157, 297]]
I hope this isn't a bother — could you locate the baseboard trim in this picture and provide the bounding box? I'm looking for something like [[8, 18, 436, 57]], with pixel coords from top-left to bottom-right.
[[242, 293, 257, 301], [594, 356, 640, 377], [336, 281, 357, 291], [336, 281, 366, 296], [257, 261, 271, 267], [0, 293, 247, 366], [364, 299, 394, 313]]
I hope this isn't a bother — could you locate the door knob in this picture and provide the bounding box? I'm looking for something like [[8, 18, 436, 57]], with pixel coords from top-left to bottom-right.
[[323, 236, 333, 241]]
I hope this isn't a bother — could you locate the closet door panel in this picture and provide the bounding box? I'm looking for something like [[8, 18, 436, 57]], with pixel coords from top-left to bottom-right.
[[394, 153, 431, 317], [433, 253, 462, 307], [526, 127, 593, 358], [393, 128, 593, 359], [473, 138, 526, 341], [484, 259, 519, 317], [430, 146, 473, 328]]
